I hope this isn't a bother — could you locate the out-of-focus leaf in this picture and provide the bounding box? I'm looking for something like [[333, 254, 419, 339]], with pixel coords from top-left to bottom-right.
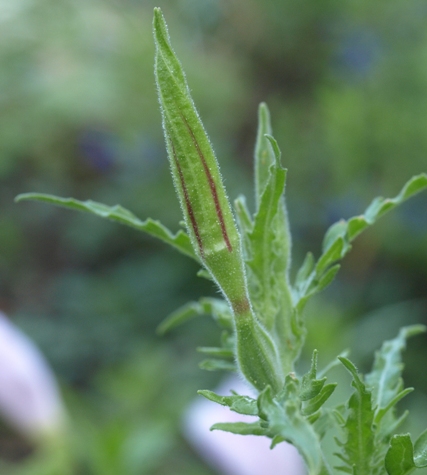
[[157, 298, 232, 335], [197, 390, 258, 416], [211, 421, 268, 436], [366, 325, 425, 427], [198, 359, 237, 372], [385, 434, 415, 475], [15, 193, 197, 260]]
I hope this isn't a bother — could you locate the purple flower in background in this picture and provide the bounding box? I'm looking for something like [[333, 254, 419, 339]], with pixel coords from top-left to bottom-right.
[[0, 312, 66, 441]]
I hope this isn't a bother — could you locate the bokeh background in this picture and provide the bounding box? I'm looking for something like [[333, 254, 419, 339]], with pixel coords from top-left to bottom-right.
[[0, 0, 426, 473]]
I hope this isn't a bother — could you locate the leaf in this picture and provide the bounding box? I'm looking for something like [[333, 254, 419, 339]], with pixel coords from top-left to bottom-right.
[[300, 350, 327, 401], [385, 434, 415, 475], [366, 325, 426, 427], [211, 421, 269, 436], [156, 297, 232, 335], [295, 252, 315, 288], [338, 357, 376, 474], [326, 174, 427, 246], [246, 131, 291, 328], [414, 428, 427, 468], [302, 384, 337, 416], [197, 390, 258, 416], [199, 359, 237, 372], [16, 193, 197, 261], [196, 347, 234, 358], [245, 105, 298, 372], [258, 380, 324, 475], [385, 430, 427, 475], [293, 174, 427, 309]]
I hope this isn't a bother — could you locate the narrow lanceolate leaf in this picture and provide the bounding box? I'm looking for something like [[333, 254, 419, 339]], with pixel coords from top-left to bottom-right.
[[211, 421, 269, 437], [338, 357, 376, 474], [153, 8, 248, 314], [154, 9, 283, 394], [15, 193, 197, 260], [366, 325, 425, 428], [246, 104, 297, 371]]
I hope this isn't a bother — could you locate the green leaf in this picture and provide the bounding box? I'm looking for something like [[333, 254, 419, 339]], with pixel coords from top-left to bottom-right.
[[157, 297, 232, 335], [211, 421, 269, 436], [295, 252, 315, 288], [324, 173, 427, 248], [16, 193, 197, 261], [197, 390, 258, 416], [294, 174, 427, 310], [300, 350, 327, 401], [366, 325, 426, 427], [196, 347, 234, 358], [199, 359, 237, 372], [315, 237, 345, 277], [414, 428, 427, 468], [246, 131, 291, 329], [338, 357, 376, 474], [385, 430, 427, 475], [258, 380, 324, 475], [302, 384, 337, 416], [385, 434, 415, 475], [245, 105, 298, 373]]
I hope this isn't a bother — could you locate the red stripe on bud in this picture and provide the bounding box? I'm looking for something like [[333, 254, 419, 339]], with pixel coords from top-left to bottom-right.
[[170, 140, 205, 259], [181, 115, 233, 253]]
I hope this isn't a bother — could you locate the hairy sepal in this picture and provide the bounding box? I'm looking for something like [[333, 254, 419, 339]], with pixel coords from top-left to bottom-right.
[[153, 8, 249, 314]]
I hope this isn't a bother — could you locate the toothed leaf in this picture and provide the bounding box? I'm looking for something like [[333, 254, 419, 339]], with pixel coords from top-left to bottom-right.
[[197, 390, 258, 416], [15, 193, 197, 260]]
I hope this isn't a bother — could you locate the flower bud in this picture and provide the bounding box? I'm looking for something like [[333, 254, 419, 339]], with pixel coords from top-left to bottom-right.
[[153, 8, 284, 393]]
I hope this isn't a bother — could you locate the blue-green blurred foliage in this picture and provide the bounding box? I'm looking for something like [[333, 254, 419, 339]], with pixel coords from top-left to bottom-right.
[[1, 0, 427, 471]]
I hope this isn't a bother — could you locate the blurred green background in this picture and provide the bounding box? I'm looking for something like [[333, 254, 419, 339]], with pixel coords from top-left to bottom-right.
[[0, 0, 426, 473]]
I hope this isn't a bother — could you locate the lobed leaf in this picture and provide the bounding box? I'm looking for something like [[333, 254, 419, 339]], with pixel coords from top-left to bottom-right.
[[366, 325, 426, 427], [302, 384, 337, 417], [16, 193, 197, 261], [197, 390, 258, 416], [300, 350, 327, 401], [293, 174, 427, 309], [258, 380, 324, 475], [338, 357, 376, 474]]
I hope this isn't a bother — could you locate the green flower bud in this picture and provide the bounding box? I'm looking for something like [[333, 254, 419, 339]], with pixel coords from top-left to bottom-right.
[[153, 8, 283, 393]]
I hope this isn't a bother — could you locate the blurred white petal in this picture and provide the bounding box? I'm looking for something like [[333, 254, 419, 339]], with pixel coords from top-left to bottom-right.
[[0, 312, 65, 440]]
